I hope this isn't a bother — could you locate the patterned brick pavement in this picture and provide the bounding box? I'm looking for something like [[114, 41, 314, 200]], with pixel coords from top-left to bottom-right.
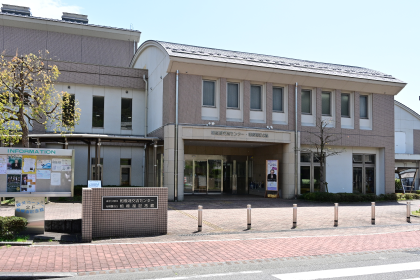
[[1, 231, 420, 273]]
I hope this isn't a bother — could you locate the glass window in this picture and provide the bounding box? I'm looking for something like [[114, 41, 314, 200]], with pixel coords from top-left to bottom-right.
[[313, 153, 321, 163], [360, 95, 368, 119], [365, 167, 375, 194], [314, 166, 321, 192], [250, 85, 262, 110], [301, 90, 311, 114], [92, 96, 104, 128], [322, 91, 331, 116], [341, 94, 350, 118], [365, 154, 375, 164], [353, 154, 363, 163], [62, 94, 75, 126], [300, 166, 310, 194], [227, 83, 239, 108], [203, 80, 215, 106], [273, 87, 283, 112], [121, 98, 132, 130], [120, 159, 131, 165], [353, 167, 363, 193], [300, 153, 311, 162]]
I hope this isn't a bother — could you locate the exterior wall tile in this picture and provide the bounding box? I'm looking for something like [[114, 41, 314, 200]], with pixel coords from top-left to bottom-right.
[[414, 129, 420, 154]]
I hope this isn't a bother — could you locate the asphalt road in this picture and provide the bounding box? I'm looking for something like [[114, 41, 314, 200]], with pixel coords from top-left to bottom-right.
[[56, 248, 420, 280]]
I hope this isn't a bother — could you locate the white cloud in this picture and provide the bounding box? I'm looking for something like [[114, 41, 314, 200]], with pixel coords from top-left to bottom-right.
[[4, 0, 82, 19]]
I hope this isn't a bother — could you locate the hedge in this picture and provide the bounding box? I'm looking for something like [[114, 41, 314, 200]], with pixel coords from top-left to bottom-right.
[[301, 192, 420, 202], [0, 217, 28, 237]]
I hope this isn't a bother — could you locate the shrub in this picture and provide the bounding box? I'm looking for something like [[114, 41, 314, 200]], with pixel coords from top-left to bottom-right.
[[395, 179, 402, 190], [0, 217, 28, 237]]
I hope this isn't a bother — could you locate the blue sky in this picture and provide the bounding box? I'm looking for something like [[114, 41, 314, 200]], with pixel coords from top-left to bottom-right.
[[12, 0, 420, 114]]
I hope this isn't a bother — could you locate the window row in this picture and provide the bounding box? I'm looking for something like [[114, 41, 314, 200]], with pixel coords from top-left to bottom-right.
[[63, 95, 133, 129], [301, 90, 370, 119], [203, 80, 284, 112]]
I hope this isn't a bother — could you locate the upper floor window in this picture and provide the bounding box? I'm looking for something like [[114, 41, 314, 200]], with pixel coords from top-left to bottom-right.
[[360, 95, 368, 119], [202, 80, 215, 107], [227, 83, 239, 109], [301, 89, 311, 114], [121, 98, 132, 130], [62, 94, 75, 126], [92, 96, 104, 128], [341, 93, 350, 118], [250, 85, 262, 110], [273, 87, 283, 112], [322, 91, 331, 116]]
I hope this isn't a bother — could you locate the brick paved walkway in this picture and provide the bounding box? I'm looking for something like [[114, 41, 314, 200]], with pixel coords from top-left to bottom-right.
[[1, 231, 420, 273]]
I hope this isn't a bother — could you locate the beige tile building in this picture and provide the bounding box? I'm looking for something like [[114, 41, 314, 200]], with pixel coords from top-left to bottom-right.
[[132, 41, 406, 200]]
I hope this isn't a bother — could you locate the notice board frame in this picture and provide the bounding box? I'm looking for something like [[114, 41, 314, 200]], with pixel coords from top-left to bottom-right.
[[0, 147, 75, 197]]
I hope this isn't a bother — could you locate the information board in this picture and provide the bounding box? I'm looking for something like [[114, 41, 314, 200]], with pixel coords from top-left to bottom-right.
[[0, 147, 74, 197], [102, 196, 158, 210]]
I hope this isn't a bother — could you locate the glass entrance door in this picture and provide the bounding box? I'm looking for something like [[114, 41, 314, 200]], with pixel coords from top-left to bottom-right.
[[194, 161, 207, 194], [208, 160, 222, 193], [184, 160, 194, 194]]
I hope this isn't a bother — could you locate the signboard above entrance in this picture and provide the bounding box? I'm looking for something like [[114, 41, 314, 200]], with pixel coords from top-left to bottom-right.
[[211, 131, 268, 138], [0, 147, 74, 197]]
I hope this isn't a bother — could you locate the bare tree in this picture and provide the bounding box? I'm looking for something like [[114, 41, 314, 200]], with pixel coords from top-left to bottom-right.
[[302, 118, 343, 192], [0, 52, 81, 147]]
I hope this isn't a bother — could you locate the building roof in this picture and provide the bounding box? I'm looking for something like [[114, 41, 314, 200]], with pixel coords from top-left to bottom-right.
[[394, 100, 420, 122], [155, 41, 404, 84]]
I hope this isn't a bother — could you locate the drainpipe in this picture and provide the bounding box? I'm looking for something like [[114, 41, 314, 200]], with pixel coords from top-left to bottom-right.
[[143, 75, 148, 136], [143, 144, 146, 187], [174, 70, 179, 201], [294, 82, 298, 199]]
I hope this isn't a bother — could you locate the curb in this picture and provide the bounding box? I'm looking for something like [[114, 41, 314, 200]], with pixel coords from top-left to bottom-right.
[[0, 242, 32, 246], [0, 272, 76, 279]]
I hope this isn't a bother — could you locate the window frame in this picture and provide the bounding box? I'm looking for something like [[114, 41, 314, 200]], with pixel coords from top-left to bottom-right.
[[301, 89, 312, 115], [352, 153, 376, 194], [92, 95, 105, 128], [202, 80, 216, 107], [227, 82, 240, 109], [300, 152, 324, 193], [341, 93, 351, 118], [321, 91, 332, 116], [272, 86, 284, 113], [250, 84, 262, 111], [121, 97, 133, 130]]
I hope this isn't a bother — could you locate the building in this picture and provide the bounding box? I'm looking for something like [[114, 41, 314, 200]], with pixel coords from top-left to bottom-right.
[[394, 101, 420, 191], [1, 4, 407, 199], [0, 4, 156, 187], [132, 41, 406, 200]]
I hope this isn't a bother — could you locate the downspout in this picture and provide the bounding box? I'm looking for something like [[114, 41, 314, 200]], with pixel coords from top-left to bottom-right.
[[143, 75, 148, 136], [174, 70, 179, 201], [143, 144, 146, 187], [294, 82, 299, 199]]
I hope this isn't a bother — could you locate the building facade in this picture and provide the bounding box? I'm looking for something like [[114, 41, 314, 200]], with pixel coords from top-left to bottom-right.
[[132, 41, 406, 200]]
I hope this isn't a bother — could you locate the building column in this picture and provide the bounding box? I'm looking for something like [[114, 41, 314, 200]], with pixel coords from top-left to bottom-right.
[[164, 124, 184, 201], [281, 131, 299, 199]]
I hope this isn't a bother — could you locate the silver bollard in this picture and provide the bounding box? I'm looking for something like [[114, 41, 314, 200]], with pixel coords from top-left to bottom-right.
[[293, 204, 297, 228], [371, 202, 375, 225], [407, 201, 411, 223], [334, 203, 338, 227], [198, 205, 203, 232], [247, 204, 251, 230]]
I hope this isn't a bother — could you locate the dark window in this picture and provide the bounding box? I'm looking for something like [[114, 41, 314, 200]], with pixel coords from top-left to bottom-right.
[[300, 153, 311, 162], [227, 83, 239, 108], [120, 159, 131, 165], [360, 95, 368, 119], [203, 80, 215, 106], [301, 90, 311, 114], [92, 96, 104, 127], [322, 91, 331, 116], [250, 85, 262, 110], [273, 87, 283, 112], [62, 94, 75, 126], [121, 98, 132, 130], [341, 94, 350, 117]]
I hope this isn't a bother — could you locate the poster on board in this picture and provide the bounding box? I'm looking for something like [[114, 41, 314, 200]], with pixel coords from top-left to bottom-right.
[[7, 174, 21, 192], [7, 155, 22, 174], [0, 155, 7, 174], [22, 156, 36, 174], [37, 160, 51, 170], [266, 160, 278, 192], [20, 174, 36, 192], [36, 170, 51, 180]]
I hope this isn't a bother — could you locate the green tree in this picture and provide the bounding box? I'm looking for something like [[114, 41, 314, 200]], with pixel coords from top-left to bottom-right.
[[0, 52, 81, 147]]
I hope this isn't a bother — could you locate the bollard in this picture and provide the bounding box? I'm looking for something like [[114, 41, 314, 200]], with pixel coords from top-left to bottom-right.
[[198, 205, 203, 232], [407, 201, 411, 223], [334, 203, 338, 227], [371, 202, 375, 225], [247, 204, 251, 230], [293, 204, 297, 228]]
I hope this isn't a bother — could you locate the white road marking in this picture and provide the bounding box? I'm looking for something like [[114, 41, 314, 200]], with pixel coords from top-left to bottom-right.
[[272, 261, 420, 279], [141, 270, 262, 280]]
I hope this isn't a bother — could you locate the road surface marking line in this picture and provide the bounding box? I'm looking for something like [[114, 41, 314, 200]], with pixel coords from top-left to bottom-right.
[[141, 270, 262, 280], [272, 261, 420, 279]]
